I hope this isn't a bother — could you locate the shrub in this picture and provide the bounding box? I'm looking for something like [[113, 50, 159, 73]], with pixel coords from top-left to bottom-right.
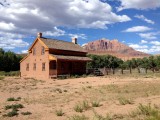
[[0, 76, 4, 80], [118, 97, 134, 105], [21, 111, 32, 115], [5, 104, 24, 110], [74, 104, 83, 113], [82, 100, 90, 110], [3, 109, 18, 117], [55, 109, 64, 116], [7, 97, 21, 101], [91, 101, 101, 107], [69, 115, 88, 120]]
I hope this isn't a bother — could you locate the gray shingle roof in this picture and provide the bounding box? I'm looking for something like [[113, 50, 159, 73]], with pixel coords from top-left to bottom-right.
[[50, 54, 92, 61], [40, 37, 86, 52]]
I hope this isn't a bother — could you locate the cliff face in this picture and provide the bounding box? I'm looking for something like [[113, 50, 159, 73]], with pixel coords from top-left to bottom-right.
[[83, 38, 150, 60]]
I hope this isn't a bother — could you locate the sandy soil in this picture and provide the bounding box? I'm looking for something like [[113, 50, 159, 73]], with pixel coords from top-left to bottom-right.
[[0, 75, 160, 120]]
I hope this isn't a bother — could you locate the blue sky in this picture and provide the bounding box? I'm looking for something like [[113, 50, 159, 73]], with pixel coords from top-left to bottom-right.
[[0, 0, 160, 54]]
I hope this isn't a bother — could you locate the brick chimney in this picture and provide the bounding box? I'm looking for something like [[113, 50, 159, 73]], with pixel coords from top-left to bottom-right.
[[37, 32, 42, 38], [72, 38, 77, 44]]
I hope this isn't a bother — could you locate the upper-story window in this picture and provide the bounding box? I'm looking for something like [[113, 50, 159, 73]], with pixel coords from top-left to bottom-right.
[[41, 46, 45, 55], [33, 63, 36, 71], [33, 47, 36, 55], [42, 62, 45, 71], [26, 63, 29, 71]]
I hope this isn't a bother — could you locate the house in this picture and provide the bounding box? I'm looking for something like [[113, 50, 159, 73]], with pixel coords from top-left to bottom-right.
[[20, 33, 91, 79]]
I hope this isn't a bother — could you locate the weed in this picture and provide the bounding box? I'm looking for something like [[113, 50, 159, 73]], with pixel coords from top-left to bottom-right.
[[0, 76, 4, 80], [21, 111, 32, 115], [5, 104, 24, 110], [64, 90, 68, 92], [86, 86, 92, 89], [130, 104, 160, 119], [69, 115, 88, 120], [118, 97, 134, 105], [55, 109, 64, 116], [55, 88, 62, 93], [74, 103, 83, 113], [91, 101, 101, 107], [82, 100, 90, 110], [3, 109, 18, 117], [7, 97, 21, 101]]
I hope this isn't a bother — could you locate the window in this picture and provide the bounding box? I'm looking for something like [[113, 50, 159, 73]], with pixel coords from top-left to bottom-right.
[[42, 63, 45, 71], [26, 63, 29, 71], [33, 63, 36, 71], [33, 48, 36, 55], [41, 46, 45, 55]]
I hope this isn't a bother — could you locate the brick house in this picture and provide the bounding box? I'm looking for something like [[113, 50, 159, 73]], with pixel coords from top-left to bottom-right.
[[20, 33, 91, 79]]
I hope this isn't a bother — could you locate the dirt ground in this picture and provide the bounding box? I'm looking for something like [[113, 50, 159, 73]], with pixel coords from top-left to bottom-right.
[[0, 74, 160, 120]]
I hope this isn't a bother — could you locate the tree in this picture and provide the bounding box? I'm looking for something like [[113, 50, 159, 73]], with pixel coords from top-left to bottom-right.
[[148, 56, 156, 73]]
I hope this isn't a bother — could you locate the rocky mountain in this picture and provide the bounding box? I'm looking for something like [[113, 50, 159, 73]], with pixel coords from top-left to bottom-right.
[[83, 38, 150, 60]]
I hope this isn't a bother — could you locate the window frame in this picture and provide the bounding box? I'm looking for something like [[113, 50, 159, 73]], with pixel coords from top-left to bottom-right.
[[33, 63, 36, 71], [42, 62, 45, 71], [33, 47, 36, 55], [41, 46, 45, 55], [26, 63, 29, 71]]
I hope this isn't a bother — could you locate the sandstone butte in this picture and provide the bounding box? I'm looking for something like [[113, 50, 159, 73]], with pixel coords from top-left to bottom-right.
[[83, 38, 150, 60]]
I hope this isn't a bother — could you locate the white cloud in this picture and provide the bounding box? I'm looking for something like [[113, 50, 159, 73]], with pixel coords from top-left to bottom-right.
[[118, 0, 160, 11], [129, 44, 148, 49], [150, 41, 160, 46], [68, 33, 87, 39], [138, 32, 159, 40], [128, 43, 160, 54], [0, 21, 16, 31], [21, 50, 28, 54], [135, 15, 155, 24], [123, 26, 152, 32], [141, 40, 148, 44], [44, 27, 65, 37], [0, 38, 29, 49], [0, 0, 131, 31]]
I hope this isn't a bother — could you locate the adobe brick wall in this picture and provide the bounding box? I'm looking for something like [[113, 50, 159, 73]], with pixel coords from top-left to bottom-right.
[[20, 40, 50, 79]]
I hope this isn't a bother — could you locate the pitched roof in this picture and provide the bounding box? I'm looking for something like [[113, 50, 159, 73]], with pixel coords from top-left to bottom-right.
[[50, 54, 92, 61], [40, 37, 86, 52]]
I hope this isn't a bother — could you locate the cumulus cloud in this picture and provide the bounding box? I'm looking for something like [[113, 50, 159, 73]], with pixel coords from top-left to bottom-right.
[[129, 44, 148, 49], [21, 50, 28, 54], [129, 43, 160, 54], [43, 27, 65, 37], [117, 0, 160, 11], [138, 32, 160, 40], [123, 26, 152, 32], [135, 15, 155, 24], [150, 41, 160, 46], [68, 33, 87, 39], [0, 38, 29, 49], [140, 40, 148, 44]]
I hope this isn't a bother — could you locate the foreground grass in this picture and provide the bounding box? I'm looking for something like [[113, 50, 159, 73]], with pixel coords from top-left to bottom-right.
[[0, 73, 160, 120]]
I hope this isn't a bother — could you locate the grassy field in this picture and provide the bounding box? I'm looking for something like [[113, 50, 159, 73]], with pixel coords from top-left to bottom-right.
[[0, 71, 160, 120]]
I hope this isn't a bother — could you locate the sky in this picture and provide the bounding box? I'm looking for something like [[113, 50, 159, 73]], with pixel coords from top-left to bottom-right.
[[0, 0, 160, 54]]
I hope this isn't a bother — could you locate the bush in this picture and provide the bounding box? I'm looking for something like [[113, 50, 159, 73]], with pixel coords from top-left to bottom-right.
[[69, 115, 88, 120], [118, 97, 134, 105], [5, 104, 24, 110], [82, 100, 90, 110], [21, 111, 32, 115], [55, 109, 64, 116], [7, 97, 21, 101], [3, 109, 18, 117], [74, 104, 83, 113], [0, 76, 4, 80], [91, 101, 101, 107]]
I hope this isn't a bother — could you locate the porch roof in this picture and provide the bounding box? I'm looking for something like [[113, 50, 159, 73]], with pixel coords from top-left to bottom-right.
[[49, 54, 92, 61]]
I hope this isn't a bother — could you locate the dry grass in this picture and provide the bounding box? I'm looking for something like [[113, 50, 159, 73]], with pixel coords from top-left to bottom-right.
[[0, 73, 160, 120]]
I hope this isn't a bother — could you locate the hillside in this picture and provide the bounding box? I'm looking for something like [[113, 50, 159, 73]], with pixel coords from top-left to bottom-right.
[[83, 38, 150, 60]]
